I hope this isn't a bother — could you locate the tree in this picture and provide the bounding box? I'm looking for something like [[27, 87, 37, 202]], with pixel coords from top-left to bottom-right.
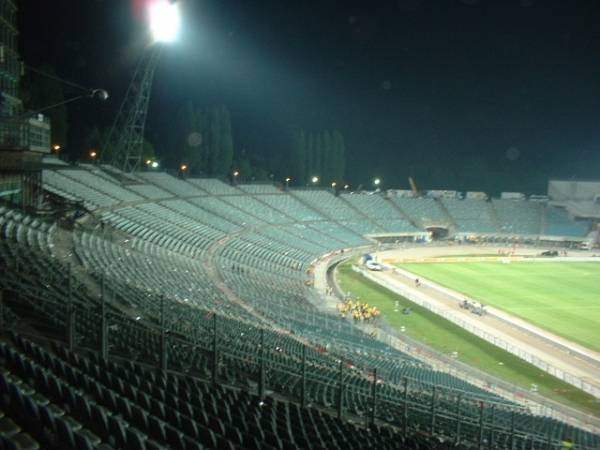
[[173, 103, 234, 177], [175, 101, 205, 172], [330, 130, 346, 184], [210, 105, 234, 176], [83, 126, 103, 159], [289, 129, 346, 186], [306, 132, 316, 181], [291, 130, 307, 184], [313, 132, 323, 181], [321, 130, 332, 183]]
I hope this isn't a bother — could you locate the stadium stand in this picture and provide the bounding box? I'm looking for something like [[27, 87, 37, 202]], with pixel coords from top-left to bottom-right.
[[341, 194, 422, 234], [187, 178, 241, 195], [544, 207, 587, 237], [1, 164, 598, 449], [292, 190, 366, 220], [254, 194, 326, 222], [492, 199, 542, 235], [440, 198, 498, 234], [136, 172, 206, 197], [342, 193, 407, 220], [391, 197, 449, 228], [236, 183, 283, 195]]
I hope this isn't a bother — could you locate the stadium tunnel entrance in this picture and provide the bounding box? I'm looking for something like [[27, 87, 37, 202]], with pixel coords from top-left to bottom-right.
[[427, 227, 450, 240]]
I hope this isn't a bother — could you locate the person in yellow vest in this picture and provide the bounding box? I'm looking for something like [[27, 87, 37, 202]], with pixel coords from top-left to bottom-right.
[[561, 437, 574, 449]]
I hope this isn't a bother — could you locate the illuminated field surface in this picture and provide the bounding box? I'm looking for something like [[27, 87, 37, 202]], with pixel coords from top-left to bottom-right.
[[336, 260, 600, 413], [396, 261, 600, 353]]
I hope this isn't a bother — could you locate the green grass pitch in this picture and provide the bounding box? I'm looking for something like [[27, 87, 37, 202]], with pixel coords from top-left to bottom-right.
[[336, 259, 600, 414], [396, 261, 600, 353]]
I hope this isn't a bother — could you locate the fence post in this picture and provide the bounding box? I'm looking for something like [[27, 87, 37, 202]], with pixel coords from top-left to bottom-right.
[[479, 402, 485, 450], [258, 328, 265, 400], [510, 410, 515, 450], [160, 295, 167, 373], [337, 357, 344, 420], [301, 344, 307, 408], [489, 405, 495, 450], [212, 313, 219, 386], [455, 395, 462, 446], [371, 368, 377, 427], [67, 263, 75, 351], [431, 385, 437, 435], [100, 274, 108, 360], [403, 377, 409, 436]]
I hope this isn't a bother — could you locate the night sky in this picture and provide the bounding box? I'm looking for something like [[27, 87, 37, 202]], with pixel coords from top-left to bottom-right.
[[16, 0, 600, 195]]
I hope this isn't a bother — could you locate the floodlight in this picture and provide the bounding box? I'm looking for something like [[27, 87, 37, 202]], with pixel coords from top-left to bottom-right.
[[149, 1, 181, 43]]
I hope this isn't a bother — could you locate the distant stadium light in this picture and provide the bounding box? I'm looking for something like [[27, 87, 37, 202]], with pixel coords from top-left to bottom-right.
[[149, 1, 181, 43]]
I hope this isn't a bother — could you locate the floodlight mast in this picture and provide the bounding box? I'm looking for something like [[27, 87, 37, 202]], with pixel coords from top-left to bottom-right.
[[107, 1, 180, 174], [106, 45, 163, 173]]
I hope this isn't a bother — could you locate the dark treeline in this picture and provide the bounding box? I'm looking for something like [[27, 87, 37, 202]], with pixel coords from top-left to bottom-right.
[[290, 130, 346, 187], [162, 102, 347, 185], [168, 102, 234, 178]]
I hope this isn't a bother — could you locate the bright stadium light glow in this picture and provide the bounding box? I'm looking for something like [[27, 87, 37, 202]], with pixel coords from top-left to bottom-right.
[[149, 1, 181, 43]]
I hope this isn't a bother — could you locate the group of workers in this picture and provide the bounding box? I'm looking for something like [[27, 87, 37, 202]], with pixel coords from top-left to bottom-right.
[[336, 299, 382, 322]]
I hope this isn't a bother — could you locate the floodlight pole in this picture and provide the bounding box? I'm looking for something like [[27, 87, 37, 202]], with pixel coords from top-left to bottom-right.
[[106, 45, 163, 173]]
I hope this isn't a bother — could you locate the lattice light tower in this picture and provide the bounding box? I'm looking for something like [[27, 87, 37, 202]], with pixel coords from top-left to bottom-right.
[[106, 1, 180, 174], [107, 47, 162, 173]]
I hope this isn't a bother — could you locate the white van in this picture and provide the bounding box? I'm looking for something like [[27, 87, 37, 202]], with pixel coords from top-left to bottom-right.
[[365, 260, 382, 271]]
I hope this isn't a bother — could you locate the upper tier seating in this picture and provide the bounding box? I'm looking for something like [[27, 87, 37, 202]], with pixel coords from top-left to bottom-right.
[[492, 199, 542, 235], [440, 198, 498, 233], [391, 198, 449, 228]]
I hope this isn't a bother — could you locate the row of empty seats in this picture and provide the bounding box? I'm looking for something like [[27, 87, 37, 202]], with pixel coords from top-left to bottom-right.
[[41, 164, 587, 237]]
